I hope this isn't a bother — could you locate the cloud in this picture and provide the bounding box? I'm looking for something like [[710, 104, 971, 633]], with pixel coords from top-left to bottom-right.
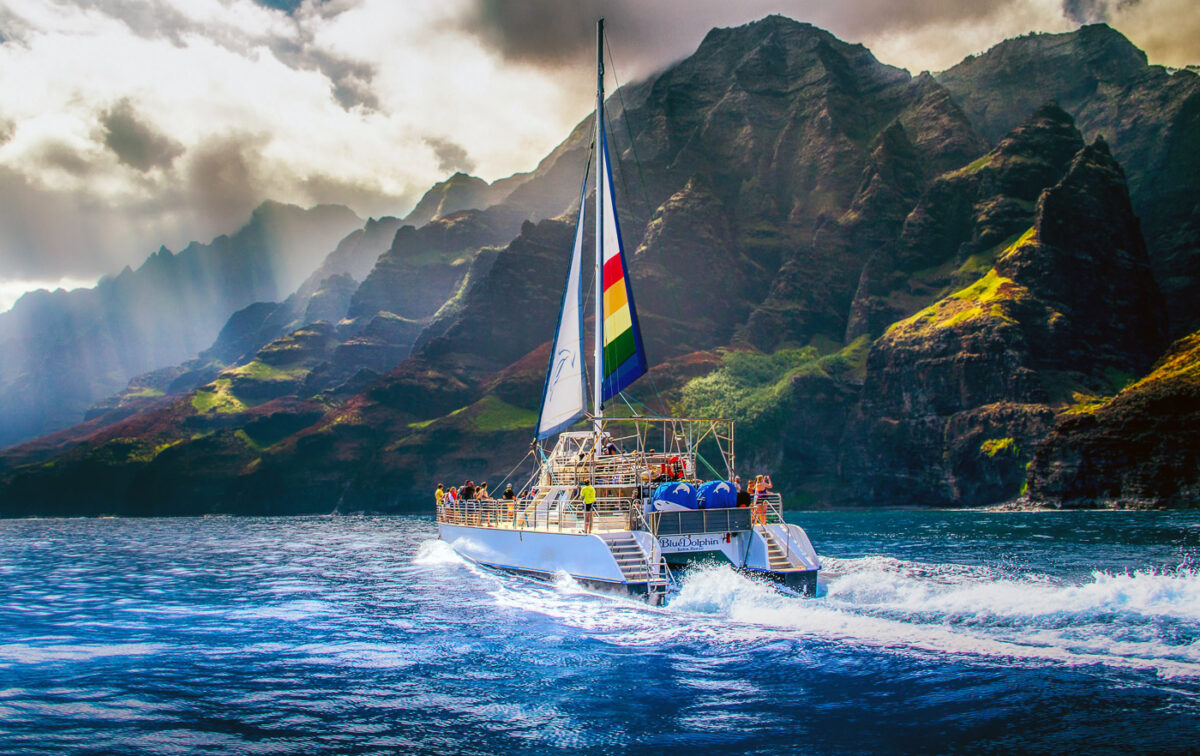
[[33, 140, 95, 177], [101, 98, 184, 171], [464, 0, 609, 67], [184, 132, 268, 233], [0, 0, 1195, 307], [271, 42, 380, 110], [1062, 0, 1112, 23], [425, 136, 475, 175], [459, 0, 1073, 78]]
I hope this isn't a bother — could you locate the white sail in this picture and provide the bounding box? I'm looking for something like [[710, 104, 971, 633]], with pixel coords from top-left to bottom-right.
[[535, 195, 588, 439]]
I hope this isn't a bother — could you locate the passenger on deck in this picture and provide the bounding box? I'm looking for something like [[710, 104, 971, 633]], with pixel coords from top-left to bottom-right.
[[581, 479, 597, 533], [752, 474, 772, 524], [503, 484, 515, 500], [478, 481, 489, 500], [435, 483, 444, 510]]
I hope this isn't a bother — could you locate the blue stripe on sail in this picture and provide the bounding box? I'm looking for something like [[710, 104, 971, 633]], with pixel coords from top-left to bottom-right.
[[601, 351, 648, 402], [598, 124, 647, 404]]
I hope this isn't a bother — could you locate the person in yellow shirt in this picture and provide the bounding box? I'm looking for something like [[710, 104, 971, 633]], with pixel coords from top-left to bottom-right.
[[580, 480, 597, 533], [434, 483, 445, 519]]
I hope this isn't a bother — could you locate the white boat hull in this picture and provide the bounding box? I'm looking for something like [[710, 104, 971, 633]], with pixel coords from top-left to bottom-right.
[[439, 519, 820, 599], [438, 523, 662, 598]]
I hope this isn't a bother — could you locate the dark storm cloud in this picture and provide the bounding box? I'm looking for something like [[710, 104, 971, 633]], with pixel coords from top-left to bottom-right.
[[72, 0, 379, 111], [101, 99, 184, 171], [1061, 0, 1144, 24], [269, 39, 380, 110], [465, 0, 611, 66], [1062, 0, 1110, 22], [185, 133, 268, 233], [460, 0, 1039, 78], [34, 141, 95, 177], [424, 136, 476, 175]]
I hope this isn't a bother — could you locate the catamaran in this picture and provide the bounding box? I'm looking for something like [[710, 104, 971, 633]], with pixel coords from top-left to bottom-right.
[[436, 19, 820, 605]]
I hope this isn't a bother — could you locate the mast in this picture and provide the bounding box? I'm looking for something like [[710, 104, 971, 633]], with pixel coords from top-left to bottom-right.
[[593, 18, 605, 434]]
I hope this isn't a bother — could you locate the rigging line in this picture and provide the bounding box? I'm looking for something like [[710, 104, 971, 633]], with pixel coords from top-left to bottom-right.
[[617, 391, 641, 418], [603, 41, 671, 419], [604, 32, 655, 218], [494, 447, 535, 493], [576, 134, 598, 411], [695, 449, 724, 480]]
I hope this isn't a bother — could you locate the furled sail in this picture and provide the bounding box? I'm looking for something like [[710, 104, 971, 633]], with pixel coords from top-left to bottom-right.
[[535, 180, 589, 439], [598, 118, 647, 402]]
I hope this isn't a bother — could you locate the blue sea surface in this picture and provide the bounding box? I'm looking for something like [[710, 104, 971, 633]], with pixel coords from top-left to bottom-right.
[[1, 511, 1199, 754]]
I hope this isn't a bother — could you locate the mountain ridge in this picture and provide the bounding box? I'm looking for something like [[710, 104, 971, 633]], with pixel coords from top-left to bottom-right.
[[1, 16, 1198, 513]]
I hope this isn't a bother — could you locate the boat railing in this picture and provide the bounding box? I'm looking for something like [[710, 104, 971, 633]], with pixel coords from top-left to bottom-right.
[[648, 507, 752, 536], [436, 495, 638, 534], [542, 451, 669, 488], [753, 491, 789, 561], [762, 492, 785, 524]]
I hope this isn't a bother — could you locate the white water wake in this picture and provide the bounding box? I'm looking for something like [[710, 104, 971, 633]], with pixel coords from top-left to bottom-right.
[[670, 557, 1200, 679], [414, 534, 1200, 678], [470, 546, 1200, 679]]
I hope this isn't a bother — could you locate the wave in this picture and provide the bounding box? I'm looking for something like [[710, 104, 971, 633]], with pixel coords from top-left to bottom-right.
[[0, 642, 167, 666], [821, 555, 1200, 622], [667, 557, 1200, 679], [413, 538, 470, 567], [417, 530, 1200, 679], [468, 553, 1200, 679]]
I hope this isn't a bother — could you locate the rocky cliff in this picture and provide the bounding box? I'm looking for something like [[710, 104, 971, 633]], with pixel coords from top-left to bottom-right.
[[938, 24, 1200, 336], [846, 129, 1166, 506], [1, 17, 1198, 513], [1026, 328, 1200, 506]]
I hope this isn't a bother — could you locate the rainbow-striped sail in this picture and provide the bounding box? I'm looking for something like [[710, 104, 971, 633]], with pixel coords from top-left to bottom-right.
[[536, 19, 647, 438], [597, 121, 647, 403]]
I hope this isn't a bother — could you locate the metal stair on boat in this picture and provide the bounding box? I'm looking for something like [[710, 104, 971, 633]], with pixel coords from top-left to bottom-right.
[[605, 533, 651, 582], [761, 527, 797, 571], [604, 534, 669, 601]]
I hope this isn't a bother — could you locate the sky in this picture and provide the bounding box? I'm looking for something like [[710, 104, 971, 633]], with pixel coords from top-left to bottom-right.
[[0, 0, 1196, 311]]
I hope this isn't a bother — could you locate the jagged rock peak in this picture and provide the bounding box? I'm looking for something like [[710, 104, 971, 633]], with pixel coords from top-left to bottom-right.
[[1028, 135, 1135, 255], [997, 134, 1168, 372], [693, 14, 905, 83], [992, 103, 1084, 169], [947, 23, 1147, 82], [403, 172, 497, 228]]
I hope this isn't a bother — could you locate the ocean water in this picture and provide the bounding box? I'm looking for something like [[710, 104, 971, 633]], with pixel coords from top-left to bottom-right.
[[1, 512, 1199, 754]]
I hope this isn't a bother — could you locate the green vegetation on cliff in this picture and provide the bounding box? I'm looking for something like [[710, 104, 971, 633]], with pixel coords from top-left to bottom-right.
[[980, 437, 1018, 457], [191, 379, 248, 414], [679, 338, 868, 447], [1027, 329, 1200, 505]]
